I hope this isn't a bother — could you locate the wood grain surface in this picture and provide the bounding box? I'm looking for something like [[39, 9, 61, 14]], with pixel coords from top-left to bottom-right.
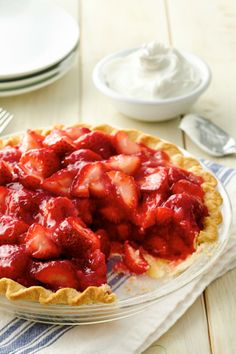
[[0, 1, 235, 353]]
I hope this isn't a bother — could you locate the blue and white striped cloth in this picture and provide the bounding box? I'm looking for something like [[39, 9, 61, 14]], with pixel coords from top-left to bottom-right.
[[0, 161, 235, 354]]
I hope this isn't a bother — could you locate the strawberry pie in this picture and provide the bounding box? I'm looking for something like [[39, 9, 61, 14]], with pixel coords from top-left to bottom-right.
[[0, 124, 222, 305]]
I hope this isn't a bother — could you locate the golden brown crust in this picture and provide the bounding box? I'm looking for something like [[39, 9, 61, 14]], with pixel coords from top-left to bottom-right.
[[0, 123, 222, 304], [0, 278, 115, 305]]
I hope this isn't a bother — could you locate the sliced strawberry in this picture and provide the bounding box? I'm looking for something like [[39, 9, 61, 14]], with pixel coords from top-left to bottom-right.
[[0, 215, 29, 245], [107, 171, 138, 209], [0, 161, 13, 185], [42, 168, 76, 197], [15, 164, 41, 189], [71, 162, 111, 198], [138, 167, 168, 192], [132, 191, 162, 229], [0, 245, 30, 279], [123, 241, 149, 275], [64, 126, 90, 140], [75, 131, 115, 159], [20, 148, 60, 179], [99, 202, 125, 223], [105, 154, 141, 175], [156, 207, 174, 225], [113, 131, 141, 155], [37, 197, 77, 228], [133, 204, 156, 229], [73, 198, 94, 225], [43, 129, 76, 154], [63, 149, 102, 166], [152, 150, 170, 163], [95, 229, 111, 258], [164, 192, 207, 229], [76, 249, 107, 290], [0, 186, 9, 213], [53, 217, 100, 257], [0, 146, 21, 163], [7, 187, 39, 224], [30, 260, 79, 290], [25, 224, 61, 259], [172, 179, 204, 200], [19, 129, 44, 153], [144, 236, 169, 258], [168, 166, 203, 186]]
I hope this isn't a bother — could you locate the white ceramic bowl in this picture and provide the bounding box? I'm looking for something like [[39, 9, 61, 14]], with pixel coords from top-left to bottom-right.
[[93, 47, 211, 122]]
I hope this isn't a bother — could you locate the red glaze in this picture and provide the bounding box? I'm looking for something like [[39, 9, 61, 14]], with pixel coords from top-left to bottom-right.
[[0, 128, 208, 290]]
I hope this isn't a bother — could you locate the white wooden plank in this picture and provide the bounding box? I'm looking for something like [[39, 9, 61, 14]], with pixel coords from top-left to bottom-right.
[[205, 270, 236, 354], [144, 297, 211, 354]]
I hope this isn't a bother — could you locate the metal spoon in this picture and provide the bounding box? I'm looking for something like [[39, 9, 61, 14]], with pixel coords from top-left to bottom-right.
[[179, 114, 236, 157]]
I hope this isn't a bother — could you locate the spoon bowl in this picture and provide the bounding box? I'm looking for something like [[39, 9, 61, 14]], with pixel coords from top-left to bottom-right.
[[180, 114, 236, 157]]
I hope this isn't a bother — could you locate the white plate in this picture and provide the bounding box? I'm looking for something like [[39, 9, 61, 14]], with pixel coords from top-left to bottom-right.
[[0, 51, 77, 96], [0, 47, 78, 90], [0, 0, 79, 79]]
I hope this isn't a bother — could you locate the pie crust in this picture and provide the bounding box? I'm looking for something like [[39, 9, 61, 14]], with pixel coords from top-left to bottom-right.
[[0, 124, 222, 305]]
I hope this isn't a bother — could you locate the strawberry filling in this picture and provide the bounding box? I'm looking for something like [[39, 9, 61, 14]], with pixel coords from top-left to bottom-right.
[[0, 127, 208, 291]]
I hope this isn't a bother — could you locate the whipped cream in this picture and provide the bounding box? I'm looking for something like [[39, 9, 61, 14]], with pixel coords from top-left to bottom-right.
[[103, 42, 202, 100]]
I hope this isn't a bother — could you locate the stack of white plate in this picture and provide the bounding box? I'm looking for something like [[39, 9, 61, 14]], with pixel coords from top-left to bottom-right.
[[0, 0, 79, 96]]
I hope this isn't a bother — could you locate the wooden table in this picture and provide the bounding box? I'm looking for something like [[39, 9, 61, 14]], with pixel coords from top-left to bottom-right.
[[1, 0, 235, 352]]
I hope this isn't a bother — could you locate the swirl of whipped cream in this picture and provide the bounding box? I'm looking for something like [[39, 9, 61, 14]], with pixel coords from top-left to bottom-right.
[[103, 42, 201, 100]]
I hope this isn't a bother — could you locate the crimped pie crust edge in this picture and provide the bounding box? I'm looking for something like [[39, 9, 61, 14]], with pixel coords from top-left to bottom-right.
[[0, 123, 222, 305]]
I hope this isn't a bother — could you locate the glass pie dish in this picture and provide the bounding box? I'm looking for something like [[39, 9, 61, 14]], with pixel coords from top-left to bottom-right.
[[0, 141, 231, 325]]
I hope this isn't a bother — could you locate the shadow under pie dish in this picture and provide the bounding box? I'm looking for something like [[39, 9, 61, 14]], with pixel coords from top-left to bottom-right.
[[0, 123, 229, 311]]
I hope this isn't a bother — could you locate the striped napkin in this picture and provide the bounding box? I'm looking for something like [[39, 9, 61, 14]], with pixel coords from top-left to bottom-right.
[[0, 161, 235, 354]]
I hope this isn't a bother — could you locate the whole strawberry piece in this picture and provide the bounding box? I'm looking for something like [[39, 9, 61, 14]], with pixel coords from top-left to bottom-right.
[[107, 170, 139, 210], [42, 168, 77, 197], [0, 215, 29, 245], [172, 179, 204, 200], [30, 260, 79, 290], [19, 129, 44, 153], [0, 245, 30, 279], [64, 126, 90, 140], [19, 148, 60, 179], [105, 154, 141, 175], [75, 131, 116, 159], [123, 241, 149, 275], [43, 129, 76, 154], [71, 162, 112, 198], [53, 217, 100, 257], [63, 149, 102, 166], [25, 224, 61, 259], [113, 131, 141, 155], [137, 167, 169, 192]]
